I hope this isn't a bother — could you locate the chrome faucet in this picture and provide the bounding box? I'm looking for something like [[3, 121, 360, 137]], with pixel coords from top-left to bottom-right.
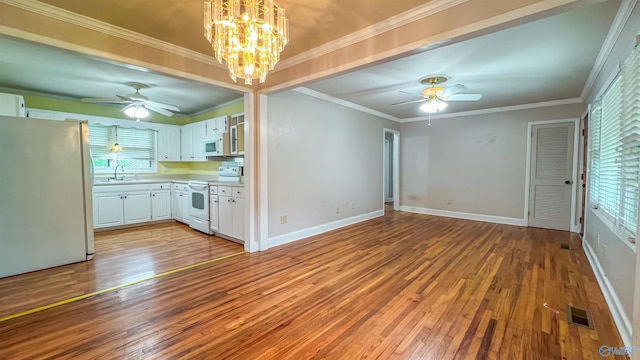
[[111, 164, 124, 181]]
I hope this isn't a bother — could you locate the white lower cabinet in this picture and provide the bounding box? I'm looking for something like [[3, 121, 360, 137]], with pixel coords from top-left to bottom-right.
[[218, 186, 244, 241], [210, 186, 219, 232], [151, 183, 172, 221], [93, 183, 170, 229], [172, 183, 190, 224], [94, 192, 125, 228], [123, 191, 151, 224]]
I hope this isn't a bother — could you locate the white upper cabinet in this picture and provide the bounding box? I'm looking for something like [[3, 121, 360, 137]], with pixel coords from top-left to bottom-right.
[[157, 125, 181, 162], [191, 121, 207, 161], [0, 93, 25, 117]]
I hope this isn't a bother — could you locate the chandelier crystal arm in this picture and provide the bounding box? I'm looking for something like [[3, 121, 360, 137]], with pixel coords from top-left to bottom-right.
[[204, 0, 289, 85]]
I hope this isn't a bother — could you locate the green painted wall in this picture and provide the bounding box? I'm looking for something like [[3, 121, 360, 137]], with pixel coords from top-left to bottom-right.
[[22, 93, 245, 126], [191, 100, 244, 123]]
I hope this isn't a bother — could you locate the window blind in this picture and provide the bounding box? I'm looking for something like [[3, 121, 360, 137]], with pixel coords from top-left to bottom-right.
[[589, 45, 640, 239], [598, 77, 622, 219], [620, 46, 640, 234], [88, 124, 156, 161]]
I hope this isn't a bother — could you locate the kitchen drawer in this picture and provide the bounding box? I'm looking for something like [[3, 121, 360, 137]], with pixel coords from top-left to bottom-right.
[[232, 187, 244, 198], [218, 186, 232, 196], [210, 186, 218, 195], [150, 183, 171, 191], [173, 183, 189, 191]]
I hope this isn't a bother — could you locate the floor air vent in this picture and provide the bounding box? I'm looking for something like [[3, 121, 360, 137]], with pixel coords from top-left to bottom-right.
[[560, 243, 572, 250], [566, 306, 593, 329]]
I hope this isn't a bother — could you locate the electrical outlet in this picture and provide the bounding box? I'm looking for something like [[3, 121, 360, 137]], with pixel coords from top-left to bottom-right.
[[351, 203, 355, 210], [336, 207, 340, 214], [603, 244, 607, 259], [596, 234, 600, 248], [447, 199, 453, 205], [280, 215, 287, 224]]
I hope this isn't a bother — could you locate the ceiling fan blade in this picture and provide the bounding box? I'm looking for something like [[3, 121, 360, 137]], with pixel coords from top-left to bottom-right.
[[145, 100, 180, 112], [441, 84, 467, 97], [391, 98, 427, 106], [397, 90, 424, 98], [445, 93, 483, 101], [145, 103, 174, 117], [81, 97, 128, 104], [116, 95, 136, 102]]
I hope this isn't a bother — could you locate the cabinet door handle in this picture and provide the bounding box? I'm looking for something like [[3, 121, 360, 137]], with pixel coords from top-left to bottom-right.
[[120, 195, 123, 199]]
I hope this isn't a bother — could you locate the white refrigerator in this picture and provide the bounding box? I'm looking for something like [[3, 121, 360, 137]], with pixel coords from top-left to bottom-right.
[[0, 115, 95, 278]]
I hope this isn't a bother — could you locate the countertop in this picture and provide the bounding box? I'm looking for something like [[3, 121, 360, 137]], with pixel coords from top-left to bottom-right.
[[94, 178, 244, 187]]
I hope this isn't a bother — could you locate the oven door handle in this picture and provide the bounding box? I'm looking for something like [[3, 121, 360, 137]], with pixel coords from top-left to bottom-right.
[[189, 184, 208, 191]]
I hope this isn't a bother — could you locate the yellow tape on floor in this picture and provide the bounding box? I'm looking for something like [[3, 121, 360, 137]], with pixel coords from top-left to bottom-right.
[[0, 251, 246, 323]]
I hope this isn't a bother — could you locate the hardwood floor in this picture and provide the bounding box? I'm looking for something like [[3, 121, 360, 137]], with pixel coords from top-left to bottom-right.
[[0, 222, 243, 319], [0, 211, 625, 359]]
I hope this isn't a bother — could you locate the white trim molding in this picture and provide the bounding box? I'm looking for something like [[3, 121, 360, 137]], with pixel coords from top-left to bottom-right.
[[399, 206, 526, 226], [268, 210, 384, 249], [580, 0, 638, 100], [275, 0, 468, 71], [583, 240, 633, 347], [0, 0, 222, 67], [293, 87, 400, 122], [402, 98, 584, 123]]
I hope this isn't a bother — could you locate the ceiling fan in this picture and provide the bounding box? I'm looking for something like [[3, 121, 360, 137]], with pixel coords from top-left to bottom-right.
[[391, 75, 482, 113], [81, 82, 180, 119]]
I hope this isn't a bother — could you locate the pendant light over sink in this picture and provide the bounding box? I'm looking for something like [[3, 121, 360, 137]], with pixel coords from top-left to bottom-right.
[[110, 126, 123, 153]]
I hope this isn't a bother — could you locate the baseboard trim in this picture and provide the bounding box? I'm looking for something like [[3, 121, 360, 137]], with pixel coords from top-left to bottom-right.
[[268, 210, 385, 249], [399, 206, 526, 226], [583, 240, 633, 347]]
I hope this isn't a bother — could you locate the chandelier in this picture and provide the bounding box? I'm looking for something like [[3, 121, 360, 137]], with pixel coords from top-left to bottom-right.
[[204, 0, 289, 85]]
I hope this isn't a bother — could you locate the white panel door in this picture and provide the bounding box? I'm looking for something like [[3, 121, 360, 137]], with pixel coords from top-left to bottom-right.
[[528, 122, 574, 231], [210, 195, 219, 232], [181, 125, 193, 161], [191, 122, 207, 161], [151, 191, 172, 221], [232, 196, 245, 241], [124, 192, 151, 224], [94, 193, 124, 228], [219, 195, 233, 237]]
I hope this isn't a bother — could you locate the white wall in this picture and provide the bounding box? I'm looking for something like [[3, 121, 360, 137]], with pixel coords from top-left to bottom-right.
[[400, 103, 583, 221], [266, 90, 399, 246], [582, 1, 640, 347]]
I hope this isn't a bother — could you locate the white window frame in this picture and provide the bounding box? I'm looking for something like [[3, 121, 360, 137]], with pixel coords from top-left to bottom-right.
[[90, 125, 158, 174]]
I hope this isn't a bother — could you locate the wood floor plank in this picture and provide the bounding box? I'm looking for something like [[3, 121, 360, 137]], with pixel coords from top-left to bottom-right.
[[0, 208, 627, 359]]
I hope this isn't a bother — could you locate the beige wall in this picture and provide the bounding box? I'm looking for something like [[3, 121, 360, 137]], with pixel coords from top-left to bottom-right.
[[400, 103, 583, 219], [267, 91, 399, 240], [582, 2, 640, 346]]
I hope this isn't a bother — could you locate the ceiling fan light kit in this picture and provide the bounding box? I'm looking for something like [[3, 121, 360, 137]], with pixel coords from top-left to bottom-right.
[[124, 105, 150, 119], [204, 0, 289, 85], [81, 82, 181, 119], [392, 74, 483, 116]]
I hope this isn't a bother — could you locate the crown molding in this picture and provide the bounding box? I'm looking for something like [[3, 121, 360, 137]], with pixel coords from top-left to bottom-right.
[[400, 97, 584, 123], [0, 0, 223, 68], [275, 0, 468, 71], [190, 97, 244, 117], [293, 87, 400, 122], [580, 0, 637, 100]]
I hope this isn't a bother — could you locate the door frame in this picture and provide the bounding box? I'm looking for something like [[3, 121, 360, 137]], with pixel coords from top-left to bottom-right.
[[383, 129, 400, 211], [523, 118, 580, 231]]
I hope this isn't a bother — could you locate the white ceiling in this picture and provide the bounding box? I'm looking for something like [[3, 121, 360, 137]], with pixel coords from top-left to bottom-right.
[[0, 1, 621, 120], [303, 0, 621, 120], [0, 36, 243, 116]]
